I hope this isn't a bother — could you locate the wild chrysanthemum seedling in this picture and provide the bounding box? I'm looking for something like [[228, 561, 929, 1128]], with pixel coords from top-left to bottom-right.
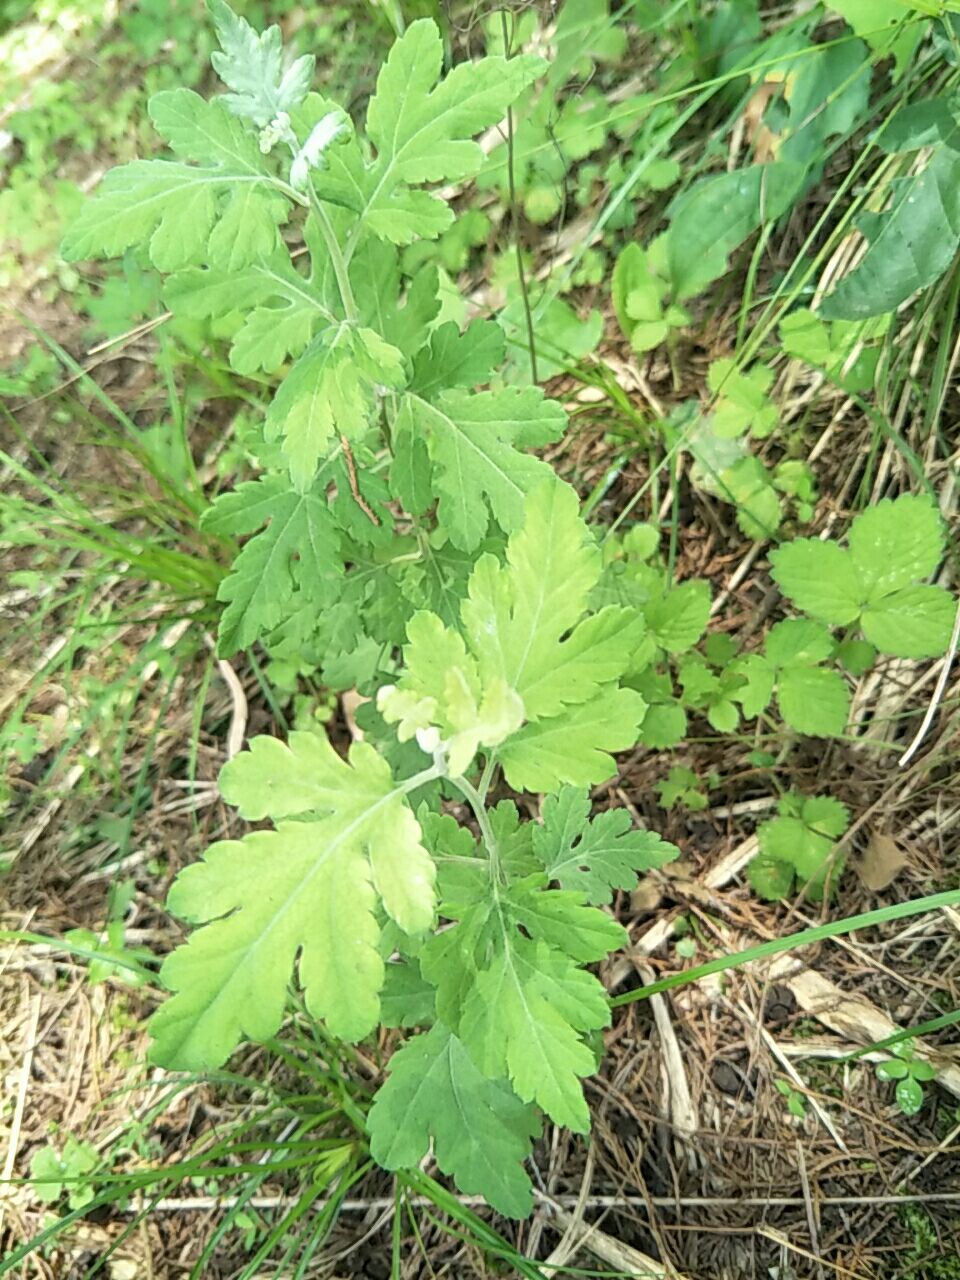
[[148, 483, 680, 1215]]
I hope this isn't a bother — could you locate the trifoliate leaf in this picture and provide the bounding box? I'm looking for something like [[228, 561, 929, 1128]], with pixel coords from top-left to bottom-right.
[[848, 495, 945, 600], [747, 853, 795, 901], [764, 618, 834, 667], [533, 788, 679, 903], [149, 734, 436, 1069], [209, 0, 314, 127], [772, 495, 953, 657], [368, 1025, 541, 1217], [751, 793, 850, 902], [722, 457, 782, 540], [730, 653, 775, 718], [861, 585, 956, 658], [770, 539, 862, 625], [708, 358, 778, 438], [395, 387, 566, 549], [777, 666, 850, 738], [62, 90, 288, 271], [201, 475, 342, 656]]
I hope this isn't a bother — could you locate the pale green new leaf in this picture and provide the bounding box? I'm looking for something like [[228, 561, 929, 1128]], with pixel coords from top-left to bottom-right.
[[497, 687, 646, 792], [462, 482, 635, 716], [62, 89, 288, 271], [394, 387, 566, 548], [200, 475, 342, 656], [265, 330, 391, 490], [209, 0, 315, 127], [534, 787, 679, 904], [368, 1025, 540, 1218], [149, 735, 436, 1069]]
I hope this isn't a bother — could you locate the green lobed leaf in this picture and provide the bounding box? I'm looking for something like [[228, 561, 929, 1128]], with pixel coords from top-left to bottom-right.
[[458, 937, 607, 1133], [497, 687, 646, 792], [149, 734, 437, 1069], [368, 1025, 541, 1217], [533, 787, 679, 904], [62, 89, 288, 271], [200, 475, 343, 657], [394, 388, 566, 549], [351, 20, 545, 243]]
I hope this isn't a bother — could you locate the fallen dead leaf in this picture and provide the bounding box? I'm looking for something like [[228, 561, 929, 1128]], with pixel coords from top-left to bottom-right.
[[857, 831, 908, 891]]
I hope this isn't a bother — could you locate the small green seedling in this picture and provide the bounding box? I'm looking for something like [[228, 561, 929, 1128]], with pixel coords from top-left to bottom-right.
[[30, 1137, 100, 1211], [774, 1077, 807, 1119], [748, 792, 850, 902], [64, 880, 152, 987], [875, 1039, 936, 1117], [612, 241, 689, 354], [657, 765, 717, 812]]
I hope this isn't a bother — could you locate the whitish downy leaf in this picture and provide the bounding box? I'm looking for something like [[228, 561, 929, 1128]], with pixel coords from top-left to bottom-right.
[[149, 734, 436, 1069], [62, 89, 288, 271], [368, 1024, 540, 1217], [208, 0, 314, 127]]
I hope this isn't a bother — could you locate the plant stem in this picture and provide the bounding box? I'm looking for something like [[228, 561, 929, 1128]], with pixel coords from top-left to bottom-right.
[[450, 773, 502, 883], [476, 755, 497, 804], [400, 762, 445, 795], [307, 183, 358, 323], [499, 7, 537, 384]]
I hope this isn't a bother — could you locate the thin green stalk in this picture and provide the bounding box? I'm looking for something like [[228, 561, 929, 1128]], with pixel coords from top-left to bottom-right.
[[500, 7, 537, 383], [450, 772, 501, 881], [611, 889, 960, 1008]]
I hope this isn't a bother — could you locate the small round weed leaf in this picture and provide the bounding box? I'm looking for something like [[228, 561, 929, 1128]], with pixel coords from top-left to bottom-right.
[[896, 1075, 924, 1117]]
